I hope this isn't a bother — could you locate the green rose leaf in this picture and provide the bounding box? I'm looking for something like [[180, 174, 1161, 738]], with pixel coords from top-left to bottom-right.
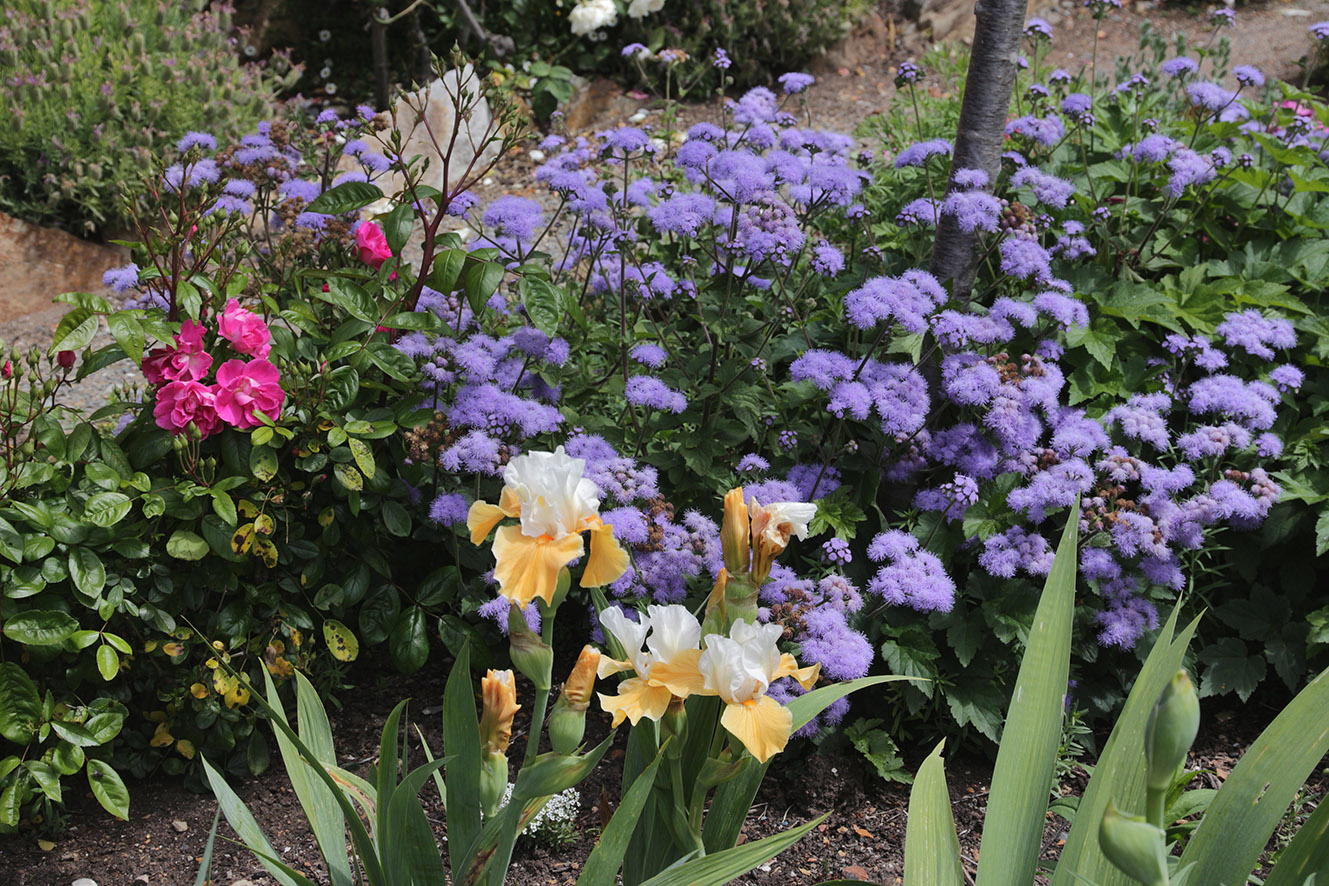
[[166, 530, 210, 561], [69, 547, 106, 595], [3, 610, 80, 646], [50, 307, 99, 354], [306, 181, 383, 215], [0, 663, 41, 743], [82, 492, 133, 528], [87, 760, 130, 820]]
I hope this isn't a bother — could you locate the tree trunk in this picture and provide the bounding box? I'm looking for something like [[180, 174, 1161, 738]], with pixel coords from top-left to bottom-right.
[[928, 0, 1029, 304], [371, 4, 391, 111]]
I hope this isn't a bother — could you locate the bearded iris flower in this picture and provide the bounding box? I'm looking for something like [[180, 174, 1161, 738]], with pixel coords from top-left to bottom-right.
[[467, 447, 630, 608], [596, 605, 707, 726]]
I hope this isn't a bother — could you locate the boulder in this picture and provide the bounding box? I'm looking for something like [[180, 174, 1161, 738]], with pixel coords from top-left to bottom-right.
[[0, 212, 125, 324]]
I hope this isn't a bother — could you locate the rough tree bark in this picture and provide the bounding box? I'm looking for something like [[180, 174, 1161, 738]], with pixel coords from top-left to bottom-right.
[[928, 0, 1030, 304]]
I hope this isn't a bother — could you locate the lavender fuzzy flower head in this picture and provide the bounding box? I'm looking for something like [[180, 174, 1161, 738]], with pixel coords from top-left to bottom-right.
[[810, 241, 845, 276], [894, 138, 953, 168], [779, 72, 816, 94], [1165, 149, 1217, 197], [822, 537, 852, 565], [713, 48, 731, 69], [1024, 17, 1053, 39], [895, 61, 922, 85], [865, 530, 956, 612], [842, 270, 947, 333], [1269, 364, 1304, 392], [428, 493, 470, 526], [737, 453, 770, 474], [778, 429, 798, 451], [482, 195, 543, 243], [625, 375, 687, 413], [1160, 57, 1198, 79], [177, 131, 218, 153], [1233, 65, 1264, 88], [979, 527, 1055, 578], [1186, 81, 1236, 112], [1213, 8, 1236, 26], [1215, 309, 1296, 360], [896, 197, 940, 226], [1005, 115, 1066, 147], [1308, 20, 1329, 39], [630, 342, 668, 368], [622, 42, 651, 59], [1010, 167, 1076, 208], [1000, 236, 1053, 283], [915, 473, 979, 521], [941, 190, 1002, 232], [103, 263, 140, 293], [1060, 92, 1092, 116]]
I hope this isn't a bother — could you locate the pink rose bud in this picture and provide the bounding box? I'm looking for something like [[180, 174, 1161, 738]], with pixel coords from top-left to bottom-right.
[[57, 350, 76, 369], [355, 221, 393, 269], [218, 298, 272, 359], [1, 361, 11, 379]]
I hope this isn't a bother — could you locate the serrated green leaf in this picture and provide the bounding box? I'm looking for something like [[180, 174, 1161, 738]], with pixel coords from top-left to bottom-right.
[[50, 307, 98, 353], [106, 313, 145, 368], [306, 181, 383, 215], [82, 492, 132, 528], [1198, 637, 1266, 700]]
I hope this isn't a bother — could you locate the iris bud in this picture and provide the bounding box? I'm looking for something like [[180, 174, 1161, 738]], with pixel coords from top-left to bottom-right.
[[1098, 800, 1169, 886], [507, 602, 553, 691], [1144, 670, 1200, 793]]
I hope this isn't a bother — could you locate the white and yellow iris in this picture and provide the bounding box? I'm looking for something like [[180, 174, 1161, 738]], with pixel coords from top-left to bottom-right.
[[748, 497, 818, 583], [467, 447, 630, 608], [596, 604, 707, 726], [697, 621, 820, 763]]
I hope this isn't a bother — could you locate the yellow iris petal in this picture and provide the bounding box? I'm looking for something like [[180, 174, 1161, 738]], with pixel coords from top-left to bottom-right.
[[720, 695, 793, 764], [492, 526, 584, 608], [596, 655, 634, 680], [648, 648, 707, 699], [598, 677, 673, 727], [581, 521, 630, 588], [466, 487, 523, 546], [776, 653, 821, 690]]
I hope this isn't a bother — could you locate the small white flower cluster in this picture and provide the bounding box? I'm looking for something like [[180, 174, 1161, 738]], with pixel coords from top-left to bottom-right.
[[570, 0, 664, 36], [498, 784, 582, 848]]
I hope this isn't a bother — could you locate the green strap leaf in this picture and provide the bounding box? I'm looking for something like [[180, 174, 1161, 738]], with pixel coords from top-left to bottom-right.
[[1178, 664, 1329, 883], [639, 812, 828, 886], [578, 743, 669, 886], [444, 642, 482, 879], [975, 507, 1078, 886], [1052, 604, 1201, 886], [193, 808, 222, 886], [1264, 789, 1329, 886], [904, 741, 964, 886], [383, 758, 450, 886]]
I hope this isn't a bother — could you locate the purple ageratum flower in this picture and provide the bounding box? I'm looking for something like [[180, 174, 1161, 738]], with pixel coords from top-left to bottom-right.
[[163, 159, 219, 190], [941, 189, 1002, 232], [822, 537, 852, 565], [1096, 595, 1159, 649], [1129, 134, 1181, 163], [979, 527, 1055, 578], [1049, 68, 1073, 84], [914, 472, 978, 521], [428, 492, 470, 526], [895, 61, 922, 84], [790, 348, 857, 389], [1160, 57, 1198, 78], [1188, 374, 1278, 430], [796, 608, 872, 681], [1309, 21, 1329, 40], [103, 263, 139, 293], [1032, 291, 1089, 328], [649, 193, 716, 237], [952, 168, 990, 189], [810, 241, 844, 276], [1060, 92, 1092, 115], [625, 375, 687, 413], [842, 270, 947, 334], [713, 48, 731, 69], [629, 342, 667, 367], [1024, 17, 1053, 39], [1255, 433, 1284, 457], [1008, 458, 1096, 522], [737, 454, 770, 473], [896, 197, 940, 226], [439, 430, 505, 475], [731, 86, 780, 124], [176, 131, 217, 153], [932, 311, 1015, 349], [865, 530, 956, 613], [779, 72, 815, 94], [1269, 364, 1304, 392], [1186, 81, 1236, 112], [602, 126, 652, 155], [787, 463, 841, 500], [481, 195, 543, 243], [1005, 115, 1065, 146], [709, 149, 777, 203], [1233, 65, 1264, 87], [1215, 309, 1296, 360], [223, 179, 257, 198], [1213, 8, 1236, 26], [1106, 393, 1171, 450], [894, 138, 953, 168], [1009, 166, 1076, 208], [999, 236, 1053, 283], [1177, 423, 1250, 459], [479, 595, 541, 636], [622, 42, 650, 59], [279, 178, 322, 203], [778, 429, 798, 450], [1165, 149, 1217, 197]]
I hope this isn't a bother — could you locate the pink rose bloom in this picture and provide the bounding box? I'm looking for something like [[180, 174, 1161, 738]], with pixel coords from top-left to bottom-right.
[[153, 380, 222, 438], [213, 359, 285, 429], [356, 221, 393, 269], [218, 298, 272, 359], [142, 319, 213, 385]]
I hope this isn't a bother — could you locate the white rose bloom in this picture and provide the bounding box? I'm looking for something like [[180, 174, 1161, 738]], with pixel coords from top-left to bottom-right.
[[569, 0, 618, 35], [627, 0, 665, 17]]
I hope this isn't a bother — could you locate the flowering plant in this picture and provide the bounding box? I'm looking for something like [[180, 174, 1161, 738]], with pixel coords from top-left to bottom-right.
[[202, 455, 896, 884]]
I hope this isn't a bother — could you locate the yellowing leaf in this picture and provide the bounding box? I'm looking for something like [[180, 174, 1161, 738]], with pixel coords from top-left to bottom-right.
[[189, 682, 209, 699], [254, 538, 278, 568], [175, 739, 196, 760], [150, 721, 175, 748], [213, 670, 238, 697], [37, 839, 55, 851], [162, 642, 185, 657], [318, 506, 336, 528], [237, 500, 259, 518], [254, 513, 275, 535], [224, 683, 250, 708], [266, 656, 295, 678], [143, 640, 158, 653], [322, 620, 359, 662], [289, 628, 303, 648], [230, 523, 256, 555]]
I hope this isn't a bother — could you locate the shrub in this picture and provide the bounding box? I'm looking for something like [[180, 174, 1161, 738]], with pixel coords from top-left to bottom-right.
[[0, 0, 296, 233]]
